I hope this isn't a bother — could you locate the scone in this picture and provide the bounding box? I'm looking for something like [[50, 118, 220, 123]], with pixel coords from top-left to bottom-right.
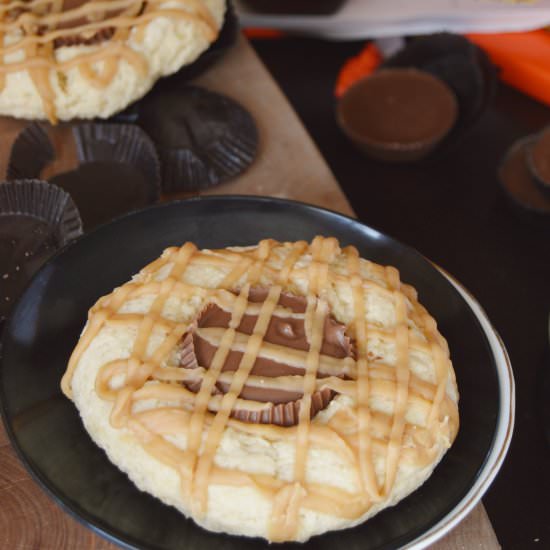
[[61, 236, 459, 542], [0, 0, 226, 122]]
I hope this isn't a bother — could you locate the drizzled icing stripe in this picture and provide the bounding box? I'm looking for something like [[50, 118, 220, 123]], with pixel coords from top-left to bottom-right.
[[271, 237, 338, 540], [423, 312, 453, 433], [61, 281, 139, 397], [191, 241, 289, 515], [109, 243, 197, 429], [183, 240, 276, 514], [62, 237, 460, 541], [383, 266, 410, 495], [191, 244, 282, 515], [293, 298, 326, 478], [346, 245, 380, 502], [182, 284, 251, 500], [192, 285, 284, 514], [96, 369, 453, 423], [104, 311, 436, 360], [194, 328, 352, 375]]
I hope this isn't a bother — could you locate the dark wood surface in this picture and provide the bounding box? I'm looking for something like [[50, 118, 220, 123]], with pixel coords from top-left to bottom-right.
[[251, 35, 550, 550]]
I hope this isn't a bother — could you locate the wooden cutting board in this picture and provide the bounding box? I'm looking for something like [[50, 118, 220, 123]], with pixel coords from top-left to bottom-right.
[[0, 34, 500, 550]]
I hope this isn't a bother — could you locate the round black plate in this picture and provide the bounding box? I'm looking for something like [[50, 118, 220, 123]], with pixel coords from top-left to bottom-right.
[[0, 196, 499, 550]]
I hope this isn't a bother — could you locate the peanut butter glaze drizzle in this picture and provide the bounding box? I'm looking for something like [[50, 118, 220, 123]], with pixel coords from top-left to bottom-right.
[[181, 286, 354, 426], [0, 0, 219, 122], [61, 237, 459, 542]]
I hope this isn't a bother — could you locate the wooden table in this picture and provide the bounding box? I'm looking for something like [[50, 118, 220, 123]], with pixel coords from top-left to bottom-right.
[[0, 34, 500, 549]]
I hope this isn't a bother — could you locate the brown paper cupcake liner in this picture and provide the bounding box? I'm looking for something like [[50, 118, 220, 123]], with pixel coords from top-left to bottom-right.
[[7, 122, 160, 230], [72, 123, 160, 198], [526, 129, 550, 199], [498, 137, 550, 228], [179, 318, 340, 427], [7, 123, 54, 180], [137, 85, 258, 192], [0, 178, 83, 244], [0, 179, 83, 322], [230, 387, 334, 427]]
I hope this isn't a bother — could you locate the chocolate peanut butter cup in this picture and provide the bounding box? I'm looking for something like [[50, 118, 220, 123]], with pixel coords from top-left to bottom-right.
[[527, 127, 550, 198], [8, 122, 160, 229], [137, 85, 258, 192], [0, 179, 82, 323], [179, 288, 355, 426], [375, 33, 498, 158], [498, 136, 550, 228], [337, 33, 499, 163], [337, 68, 458, 162]]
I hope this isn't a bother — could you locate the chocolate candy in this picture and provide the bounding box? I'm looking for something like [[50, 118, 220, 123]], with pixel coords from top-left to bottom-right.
[[337, 68, 458, 162], [180, 288, 354, 426], [381, 33, 498, 156], [499, 136, 550, 227], [527, 127, 550, 198]]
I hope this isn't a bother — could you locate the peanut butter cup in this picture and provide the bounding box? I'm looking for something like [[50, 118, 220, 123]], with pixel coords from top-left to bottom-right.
[[527, 127, 550, 198], [337, 68, 458, 162], [499, 136, 550, 227], [367, 33, 497, 157], [179, 287, 354, 426]]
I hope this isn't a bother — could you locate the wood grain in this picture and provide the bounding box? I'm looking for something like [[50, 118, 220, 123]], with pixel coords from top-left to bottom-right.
[[0, 34, 499, 549]]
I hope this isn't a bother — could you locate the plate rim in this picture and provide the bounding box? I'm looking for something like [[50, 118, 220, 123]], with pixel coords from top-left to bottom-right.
[[0, 195, 513, 549], [406, 269, 515, 549]]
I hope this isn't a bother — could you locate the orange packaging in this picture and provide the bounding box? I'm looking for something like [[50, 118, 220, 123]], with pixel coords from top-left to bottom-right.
[[467, 30, 550, 107], [334, 43, 382, 97]]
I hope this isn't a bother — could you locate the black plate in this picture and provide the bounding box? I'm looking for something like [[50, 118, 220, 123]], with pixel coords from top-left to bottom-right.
[[0, 196, 499, 550]]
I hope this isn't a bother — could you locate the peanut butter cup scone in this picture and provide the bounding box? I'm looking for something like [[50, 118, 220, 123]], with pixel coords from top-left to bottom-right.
[[0, 0, 225, 122], [61, 237, 459, 542]]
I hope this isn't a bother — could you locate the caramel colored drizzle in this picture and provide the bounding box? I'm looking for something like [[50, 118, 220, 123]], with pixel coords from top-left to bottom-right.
[[383, 266, 410, 494], [62, 237, 459, 542], [184, 283, 252, 511], [0, 0, 219, 122], [346, 245, 380, 502], [273, 237, 338, 539]]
